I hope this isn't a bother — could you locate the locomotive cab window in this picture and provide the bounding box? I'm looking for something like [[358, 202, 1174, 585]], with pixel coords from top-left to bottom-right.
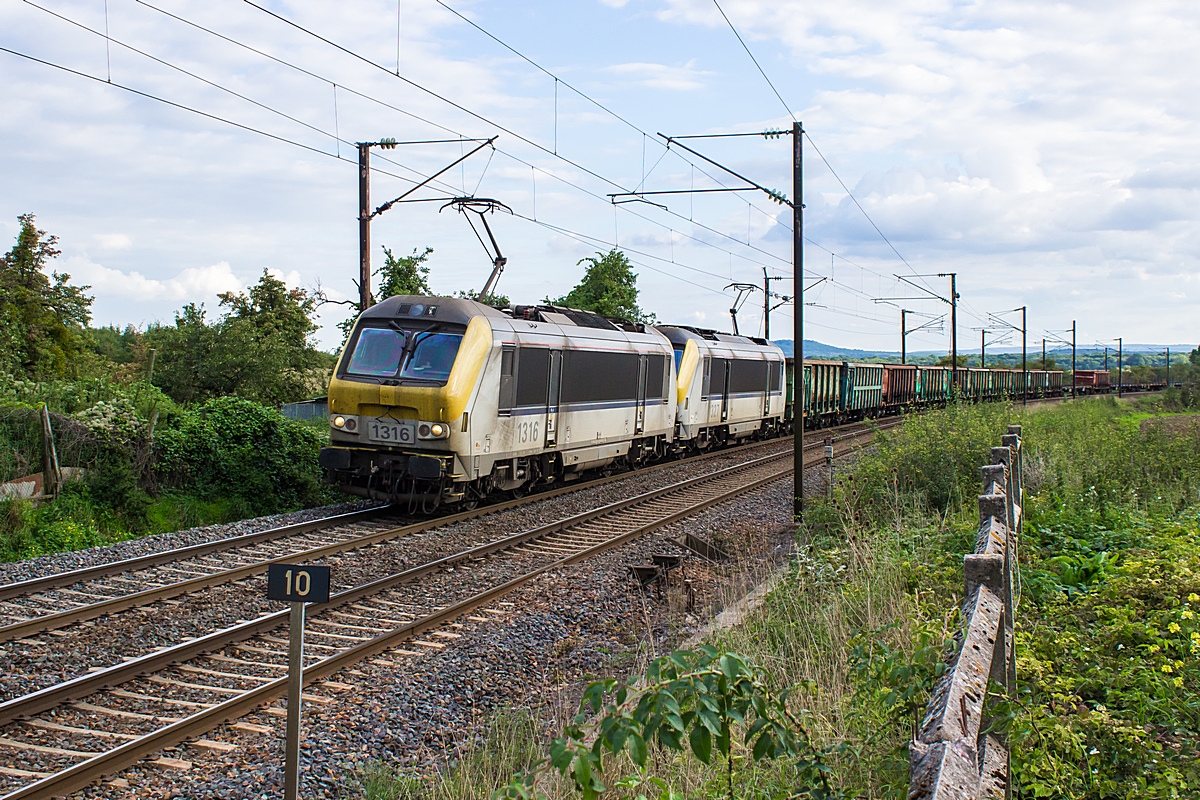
[[342, 324, 463, 384], [401, 332, 462, 382], [346, 328, 406, 377]]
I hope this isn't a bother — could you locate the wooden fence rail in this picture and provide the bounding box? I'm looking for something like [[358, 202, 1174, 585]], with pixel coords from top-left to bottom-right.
[[909, 424, 1023, 800]]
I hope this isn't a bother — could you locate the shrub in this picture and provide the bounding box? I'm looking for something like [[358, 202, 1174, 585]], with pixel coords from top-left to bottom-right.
[[154, 396, 331, 514]]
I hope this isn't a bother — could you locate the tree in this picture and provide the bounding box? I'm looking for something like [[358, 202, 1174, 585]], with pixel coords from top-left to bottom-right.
[[377, 246, 432, 300], [145, 270, 331, 406], [456, 288, 510, 309], [0, 214, 93, 378], [550, 249, 655, 324], [934, 354, 969, 367]]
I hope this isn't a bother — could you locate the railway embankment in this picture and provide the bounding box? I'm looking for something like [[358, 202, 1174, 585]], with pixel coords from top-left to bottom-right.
[[357, 397, 1200, 799]]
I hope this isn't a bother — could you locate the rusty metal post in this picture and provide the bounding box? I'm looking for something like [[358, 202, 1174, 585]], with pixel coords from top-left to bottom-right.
[[1071, 320, 1077, 399], [825, 439, 834, 498], [793, 120, 804, 521], [1021, 306, 1027, 406], [763, 266, 770, 340], [1117, 336, 1123, 397], [950, 273, 957, 391], [284, 601, 306, 800]]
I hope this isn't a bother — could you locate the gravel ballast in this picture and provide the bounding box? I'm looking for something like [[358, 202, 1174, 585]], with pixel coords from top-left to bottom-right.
[[73, 475, 803, 799]]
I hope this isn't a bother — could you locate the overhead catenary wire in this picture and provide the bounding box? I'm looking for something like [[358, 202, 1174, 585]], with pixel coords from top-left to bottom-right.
[[711, 0, 795, 121], [698, 0, 953, 307], [237, 0, 812, 275], [18, 0, 484, 196], [7, 2, 923, 338], [433, 0, 789, 222], [2, 22, 785, 310], [130, 0, 797, 283]]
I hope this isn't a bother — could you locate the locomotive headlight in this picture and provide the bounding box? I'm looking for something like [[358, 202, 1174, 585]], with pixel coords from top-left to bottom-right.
[[417, 421, 450, 440], [333, 416, 346, 428]]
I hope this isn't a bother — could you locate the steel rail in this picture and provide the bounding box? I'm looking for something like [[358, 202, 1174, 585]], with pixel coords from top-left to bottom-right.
[[0, 446, 795, 726], [0, 426, 864, 644], [0, 431, 809, 602], [0, 434, 815, 643], [0, 506, 394, 602], [0, 447, 809, 800]]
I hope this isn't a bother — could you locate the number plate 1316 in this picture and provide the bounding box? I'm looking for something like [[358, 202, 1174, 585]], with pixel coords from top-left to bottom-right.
[[368, 418, 415, 443]]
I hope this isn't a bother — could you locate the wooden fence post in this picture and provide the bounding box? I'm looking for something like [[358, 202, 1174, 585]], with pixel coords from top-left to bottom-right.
[[39, 404, 61, 498]]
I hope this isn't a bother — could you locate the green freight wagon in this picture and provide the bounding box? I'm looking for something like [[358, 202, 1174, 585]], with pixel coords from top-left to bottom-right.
[[845, 363, 884, 419], [917, 365, 952, 404]]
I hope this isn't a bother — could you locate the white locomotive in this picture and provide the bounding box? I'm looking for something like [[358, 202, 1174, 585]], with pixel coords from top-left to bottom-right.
[[320, 296, 786, 508]]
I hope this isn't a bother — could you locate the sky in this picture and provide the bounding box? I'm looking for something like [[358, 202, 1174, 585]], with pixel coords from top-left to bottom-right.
[[2, 0, 1198, 356]]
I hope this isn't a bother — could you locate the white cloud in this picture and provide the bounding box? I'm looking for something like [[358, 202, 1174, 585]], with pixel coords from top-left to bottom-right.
[[64, 256, 246, 303], [5, 0, 1200, 349], [604, 60, 710, 91], [93, 233, 131, 250]]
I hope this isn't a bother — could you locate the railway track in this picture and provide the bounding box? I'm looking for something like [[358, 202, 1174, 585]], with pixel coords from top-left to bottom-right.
[[0, 422, 886, 799], [0, 422, 882, 647]]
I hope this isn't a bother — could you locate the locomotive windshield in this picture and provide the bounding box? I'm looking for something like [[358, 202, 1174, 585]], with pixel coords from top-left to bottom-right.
[[401, 332, 462, 382], [343, 324, 464, 383], [347, 328, 405, 376]]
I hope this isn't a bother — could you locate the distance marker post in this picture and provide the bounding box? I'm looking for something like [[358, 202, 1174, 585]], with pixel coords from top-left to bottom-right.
[[267, 563, 331, 800]]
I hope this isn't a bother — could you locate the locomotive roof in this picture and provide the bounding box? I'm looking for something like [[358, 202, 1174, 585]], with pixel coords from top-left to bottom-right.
[[656, 325, 773, 348], [359, 295, 510, 326]]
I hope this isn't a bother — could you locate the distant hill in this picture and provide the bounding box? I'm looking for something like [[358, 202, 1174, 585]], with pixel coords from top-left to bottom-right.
[[772, 340, 909, 359]]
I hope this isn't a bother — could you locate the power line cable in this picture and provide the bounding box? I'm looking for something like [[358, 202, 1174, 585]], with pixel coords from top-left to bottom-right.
[[134, 0, 793, 278], [711, 0, 795, 121], [8, 2, 905, 336], [1, 45, 347, 164], [0, 24, 779, 310], [237, 0, 806, 273], [433, 0, 770, 212], [16, 1, 485, 200], [691, 1, 960, 313]]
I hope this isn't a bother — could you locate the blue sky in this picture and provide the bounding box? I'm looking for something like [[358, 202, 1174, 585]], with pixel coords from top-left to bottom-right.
[[2, 0, 1197, 355]]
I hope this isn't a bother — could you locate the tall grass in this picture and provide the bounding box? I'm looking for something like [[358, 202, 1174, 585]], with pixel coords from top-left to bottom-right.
[[355, 398, 1200, 799]]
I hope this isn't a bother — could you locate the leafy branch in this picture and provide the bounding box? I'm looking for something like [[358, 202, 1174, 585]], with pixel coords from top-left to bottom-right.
[[494, 646, 844, 800]]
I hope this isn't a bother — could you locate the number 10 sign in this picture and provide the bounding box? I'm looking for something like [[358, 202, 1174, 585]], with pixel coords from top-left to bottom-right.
[[266, 563, 331, 800], [267, 563, 330, 604]]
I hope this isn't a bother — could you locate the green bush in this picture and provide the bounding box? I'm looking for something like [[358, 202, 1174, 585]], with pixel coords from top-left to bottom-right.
[[154, 395, 332, 515]]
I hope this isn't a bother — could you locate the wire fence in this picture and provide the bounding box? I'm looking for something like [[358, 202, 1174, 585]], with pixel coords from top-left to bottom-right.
[[0, 405, 148, 489]]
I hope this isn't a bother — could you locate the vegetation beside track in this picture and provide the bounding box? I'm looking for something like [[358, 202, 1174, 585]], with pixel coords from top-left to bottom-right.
[[355, 397, 1200, 799], [0, 214, 342, 561]]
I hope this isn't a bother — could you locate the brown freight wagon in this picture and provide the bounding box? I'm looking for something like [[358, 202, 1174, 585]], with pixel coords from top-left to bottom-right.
[[882, 364, 918, 411], [1072, 369, 1111, 393]]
